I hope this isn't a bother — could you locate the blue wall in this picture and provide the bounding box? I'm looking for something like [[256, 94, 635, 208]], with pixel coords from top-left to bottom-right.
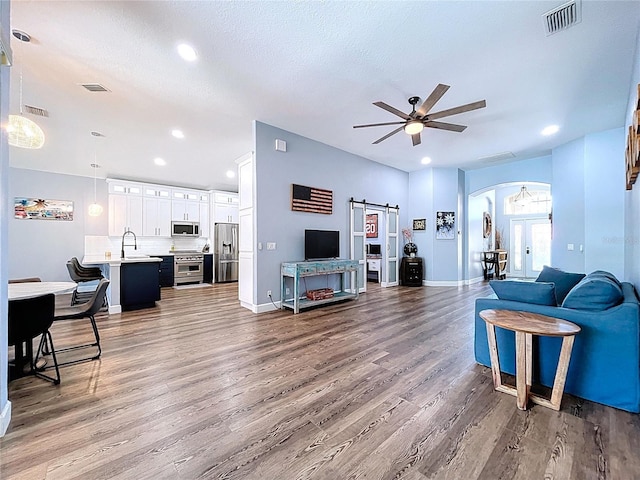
[[254, 121, 409, 302], [584, 129, 625, 277], [551, 138, 586, 272]]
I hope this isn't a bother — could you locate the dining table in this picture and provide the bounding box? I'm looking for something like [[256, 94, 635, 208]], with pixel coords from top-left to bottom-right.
[[8, 281, 77, 380], [8, 281, 77, 300]]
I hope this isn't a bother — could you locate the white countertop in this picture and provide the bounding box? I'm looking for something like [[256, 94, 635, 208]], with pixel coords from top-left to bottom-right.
[[83, 255, 163, 265]]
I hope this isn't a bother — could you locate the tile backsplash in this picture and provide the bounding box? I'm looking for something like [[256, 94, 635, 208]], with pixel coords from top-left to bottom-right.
[[85, 235, 210, 257]]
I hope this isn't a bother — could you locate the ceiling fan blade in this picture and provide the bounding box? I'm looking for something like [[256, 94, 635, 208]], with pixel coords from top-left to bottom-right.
[[416, 84, 450, 117], [424, 121, 467, 132], [426, 100, 487, 121], [373, 126, 404, 144], [353, 121, 406, 129], [412, 133, 421, 146], [373, 101, 412, 120]]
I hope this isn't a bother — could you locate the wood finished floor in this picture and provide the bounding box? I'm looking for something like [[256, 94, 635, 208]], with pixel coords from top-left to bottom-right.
[[2, 282, 639, 479]]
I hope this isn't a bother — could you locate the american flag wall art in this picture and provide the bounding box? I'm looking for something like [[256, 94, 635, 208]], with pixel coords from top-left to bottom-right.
[[291, 184, 333, 215]]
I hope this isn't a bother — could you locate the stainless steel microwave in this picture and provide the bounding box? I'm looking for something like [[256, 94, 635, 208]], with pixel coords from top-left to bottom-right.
[[171, 221, 200, 237]]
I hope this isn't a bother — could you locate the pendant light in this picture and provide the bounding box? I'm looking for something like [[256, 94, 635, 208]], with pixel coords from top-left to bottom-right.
[[7, 68, 45, 149], [513, 185, 533, 206], [88, 160, 103, 217]]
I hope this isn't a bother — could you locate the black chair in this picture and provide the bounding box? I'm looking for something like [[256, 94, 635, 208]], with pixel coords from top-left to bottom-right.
[[8, 293, 60, 385], [67, 257, 104, 305], [46, 278, 110, 367]]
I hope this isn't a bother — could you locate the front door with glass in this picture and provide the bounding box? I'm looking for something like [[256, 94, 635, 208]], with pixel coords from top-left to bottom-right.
[[510, 218, 551, 278]]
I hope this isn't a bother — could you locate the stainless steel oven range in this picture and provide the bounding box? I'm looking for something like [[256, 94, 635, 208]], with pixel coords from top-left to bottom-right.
[[173, 251, 204, 285]]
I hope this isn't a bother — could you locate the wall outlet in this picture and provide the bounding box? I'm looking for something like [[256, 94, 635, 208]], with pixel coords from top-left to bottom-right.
[[267, 290, 272, 297], [286, 288, 290, 294], [267, 242, 276, 250]]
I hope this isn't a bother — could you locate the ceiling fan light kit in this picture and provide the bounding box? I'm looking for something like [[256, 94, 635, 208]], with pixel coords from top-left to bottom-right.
[[404, 120, 424, 135], [354, 84, 486, 147]]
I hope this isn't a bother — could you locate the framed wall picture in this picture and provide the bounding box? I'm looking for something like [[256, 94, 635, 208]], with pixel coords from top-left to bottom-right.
[[436, 211, 455, 240], [366, 213, 378, 238], [14, 198, 74, 221], [413, 218, 426, 231], [483, 212, 492, 238]]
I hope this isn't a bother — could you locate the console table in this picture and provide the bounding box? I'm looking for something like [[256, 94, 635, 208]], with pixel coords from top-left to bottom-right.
[[281, 260, 359, 314]]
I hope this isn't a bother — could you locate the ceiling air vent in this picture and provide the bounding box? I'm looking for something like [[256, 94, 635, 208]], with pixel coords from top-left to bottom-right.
[[543, 0, 582, 36], [478, 152, 515, 164], [23, 104, 48, 117], [81, 83, 110, 92]]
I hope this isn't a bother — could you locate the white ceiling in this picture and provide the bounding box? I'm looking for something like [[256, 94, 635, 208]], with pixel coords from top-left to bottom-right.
[[8, 1, 640, 191]]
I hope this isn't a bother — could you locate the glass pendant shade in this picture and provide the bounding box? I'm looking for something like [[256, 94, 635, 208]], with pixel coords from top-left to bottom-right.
[[7, 114, 45, 149], [404, 120, 424, 135], [88, 203, 103, 216]]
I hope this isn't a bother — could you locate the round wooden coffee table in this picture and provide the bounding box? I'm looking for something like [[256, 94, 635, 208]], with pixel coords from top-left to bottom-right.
[[479, 309, 581, 411]]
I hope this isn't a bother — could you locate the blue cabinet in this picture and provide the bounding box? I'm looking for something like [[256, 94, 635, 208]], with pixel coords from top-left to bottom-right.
[[121, 261, 161, 311], [159, 255, 175, 287]]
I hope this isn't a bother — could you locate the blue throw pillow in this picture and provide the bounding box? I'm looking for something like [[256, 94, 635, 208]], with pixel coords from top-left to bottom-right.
[[588, 270, 622, 287], [562, 275, 623, 311], [489, 280, 557, 306], [535, 265, 585, 305]]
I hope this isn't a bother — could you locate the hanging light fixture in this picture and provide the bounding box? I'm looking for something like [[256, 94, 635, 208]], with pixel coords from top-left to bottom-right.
[[88, 160, 103, 217], [513, 185, 533, 206], [7, 68, 45, 149]]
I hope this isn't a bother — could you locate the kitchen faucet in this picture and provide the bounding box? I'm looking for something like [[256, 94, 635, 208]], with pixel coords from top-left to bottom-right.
[[121, 230, 137, 259]]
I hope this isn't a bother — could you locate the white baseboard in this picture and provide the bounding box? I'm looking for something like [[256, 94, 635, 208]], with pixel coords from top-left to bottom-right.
[[0, 401, 11, 437], [424, 280, 464, 287], [424, 276, 484, 287], [256, 301, 281, 313], [240, 300, 258, 313], [108, 305, 122, 314]]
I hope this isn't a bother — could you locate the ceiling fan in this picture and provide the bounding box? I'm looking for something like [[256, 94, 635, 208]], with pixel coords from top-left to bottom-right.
[[353, 84, 486, 146]]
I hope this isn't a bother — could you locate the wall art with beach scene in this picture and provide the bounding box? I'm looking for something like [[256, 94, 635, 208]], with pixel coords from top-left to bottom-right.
[[14, 197, 74, 221]]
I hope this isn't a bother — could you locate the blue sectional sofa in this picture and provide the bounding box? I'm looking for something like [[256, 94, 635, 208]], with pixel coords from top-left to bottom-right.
[[474, 268, 640, 412]]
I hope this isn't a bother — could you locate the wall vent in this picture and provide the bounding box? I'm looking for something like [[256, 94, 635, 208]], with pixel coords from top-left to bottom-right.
[[81, 83, 110, 92], [23, 104, 48, 117], [478, 152, 515, 164], [543, 0, 582, 36]]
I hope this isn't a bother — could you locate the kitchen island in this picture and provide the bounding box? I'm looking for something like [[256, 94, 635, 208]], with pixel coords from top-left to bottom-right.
[[82, 255, 162, 313]]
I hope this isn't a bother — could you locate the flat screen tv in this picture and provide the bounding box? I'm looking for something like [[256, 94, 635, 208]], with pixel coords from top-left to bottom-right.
[[305, 229, 339, 260]]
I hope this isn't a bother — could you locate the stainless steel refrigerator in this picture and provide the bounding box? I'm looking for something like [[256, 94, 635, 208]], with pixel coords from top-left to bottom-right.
[[214, 223, 239, 283]]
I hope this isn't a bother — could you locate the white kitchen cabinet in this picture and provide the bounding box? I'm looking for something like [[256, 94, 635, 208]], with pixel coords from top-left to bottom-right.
[[109, 194, 143, 236], [143, 197, 172, 236], [172, 199, 200, 222], [199, 201, 210, 239], [172, 188, 202, 222], [143, 185, 171, 199], [108, 180, 143, 196], [212, 191, 239, 223]]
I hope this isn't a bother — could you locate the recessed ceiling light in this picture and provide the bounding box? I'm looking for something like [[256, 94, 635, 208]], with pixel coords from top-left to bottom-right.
[[154, 157, 166, 166], [541, 125, 559, 136], [171, 129, 184, 139], [226, 170, 235, 178], [421, 156, 432, 165], [177, 43, 197, 62]]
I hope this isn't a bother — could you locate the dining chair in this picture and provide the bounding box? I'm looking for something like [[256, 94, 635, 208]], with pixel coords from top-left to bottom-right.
[[46, 278, 110, 367], [66, 257, 104, 305], [8, 293, 61, 385]]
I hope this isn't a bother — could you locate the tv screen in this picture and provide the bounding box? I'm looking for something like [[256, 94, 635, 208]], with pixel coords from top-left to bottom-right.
[[305, 229, 339, 260]]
